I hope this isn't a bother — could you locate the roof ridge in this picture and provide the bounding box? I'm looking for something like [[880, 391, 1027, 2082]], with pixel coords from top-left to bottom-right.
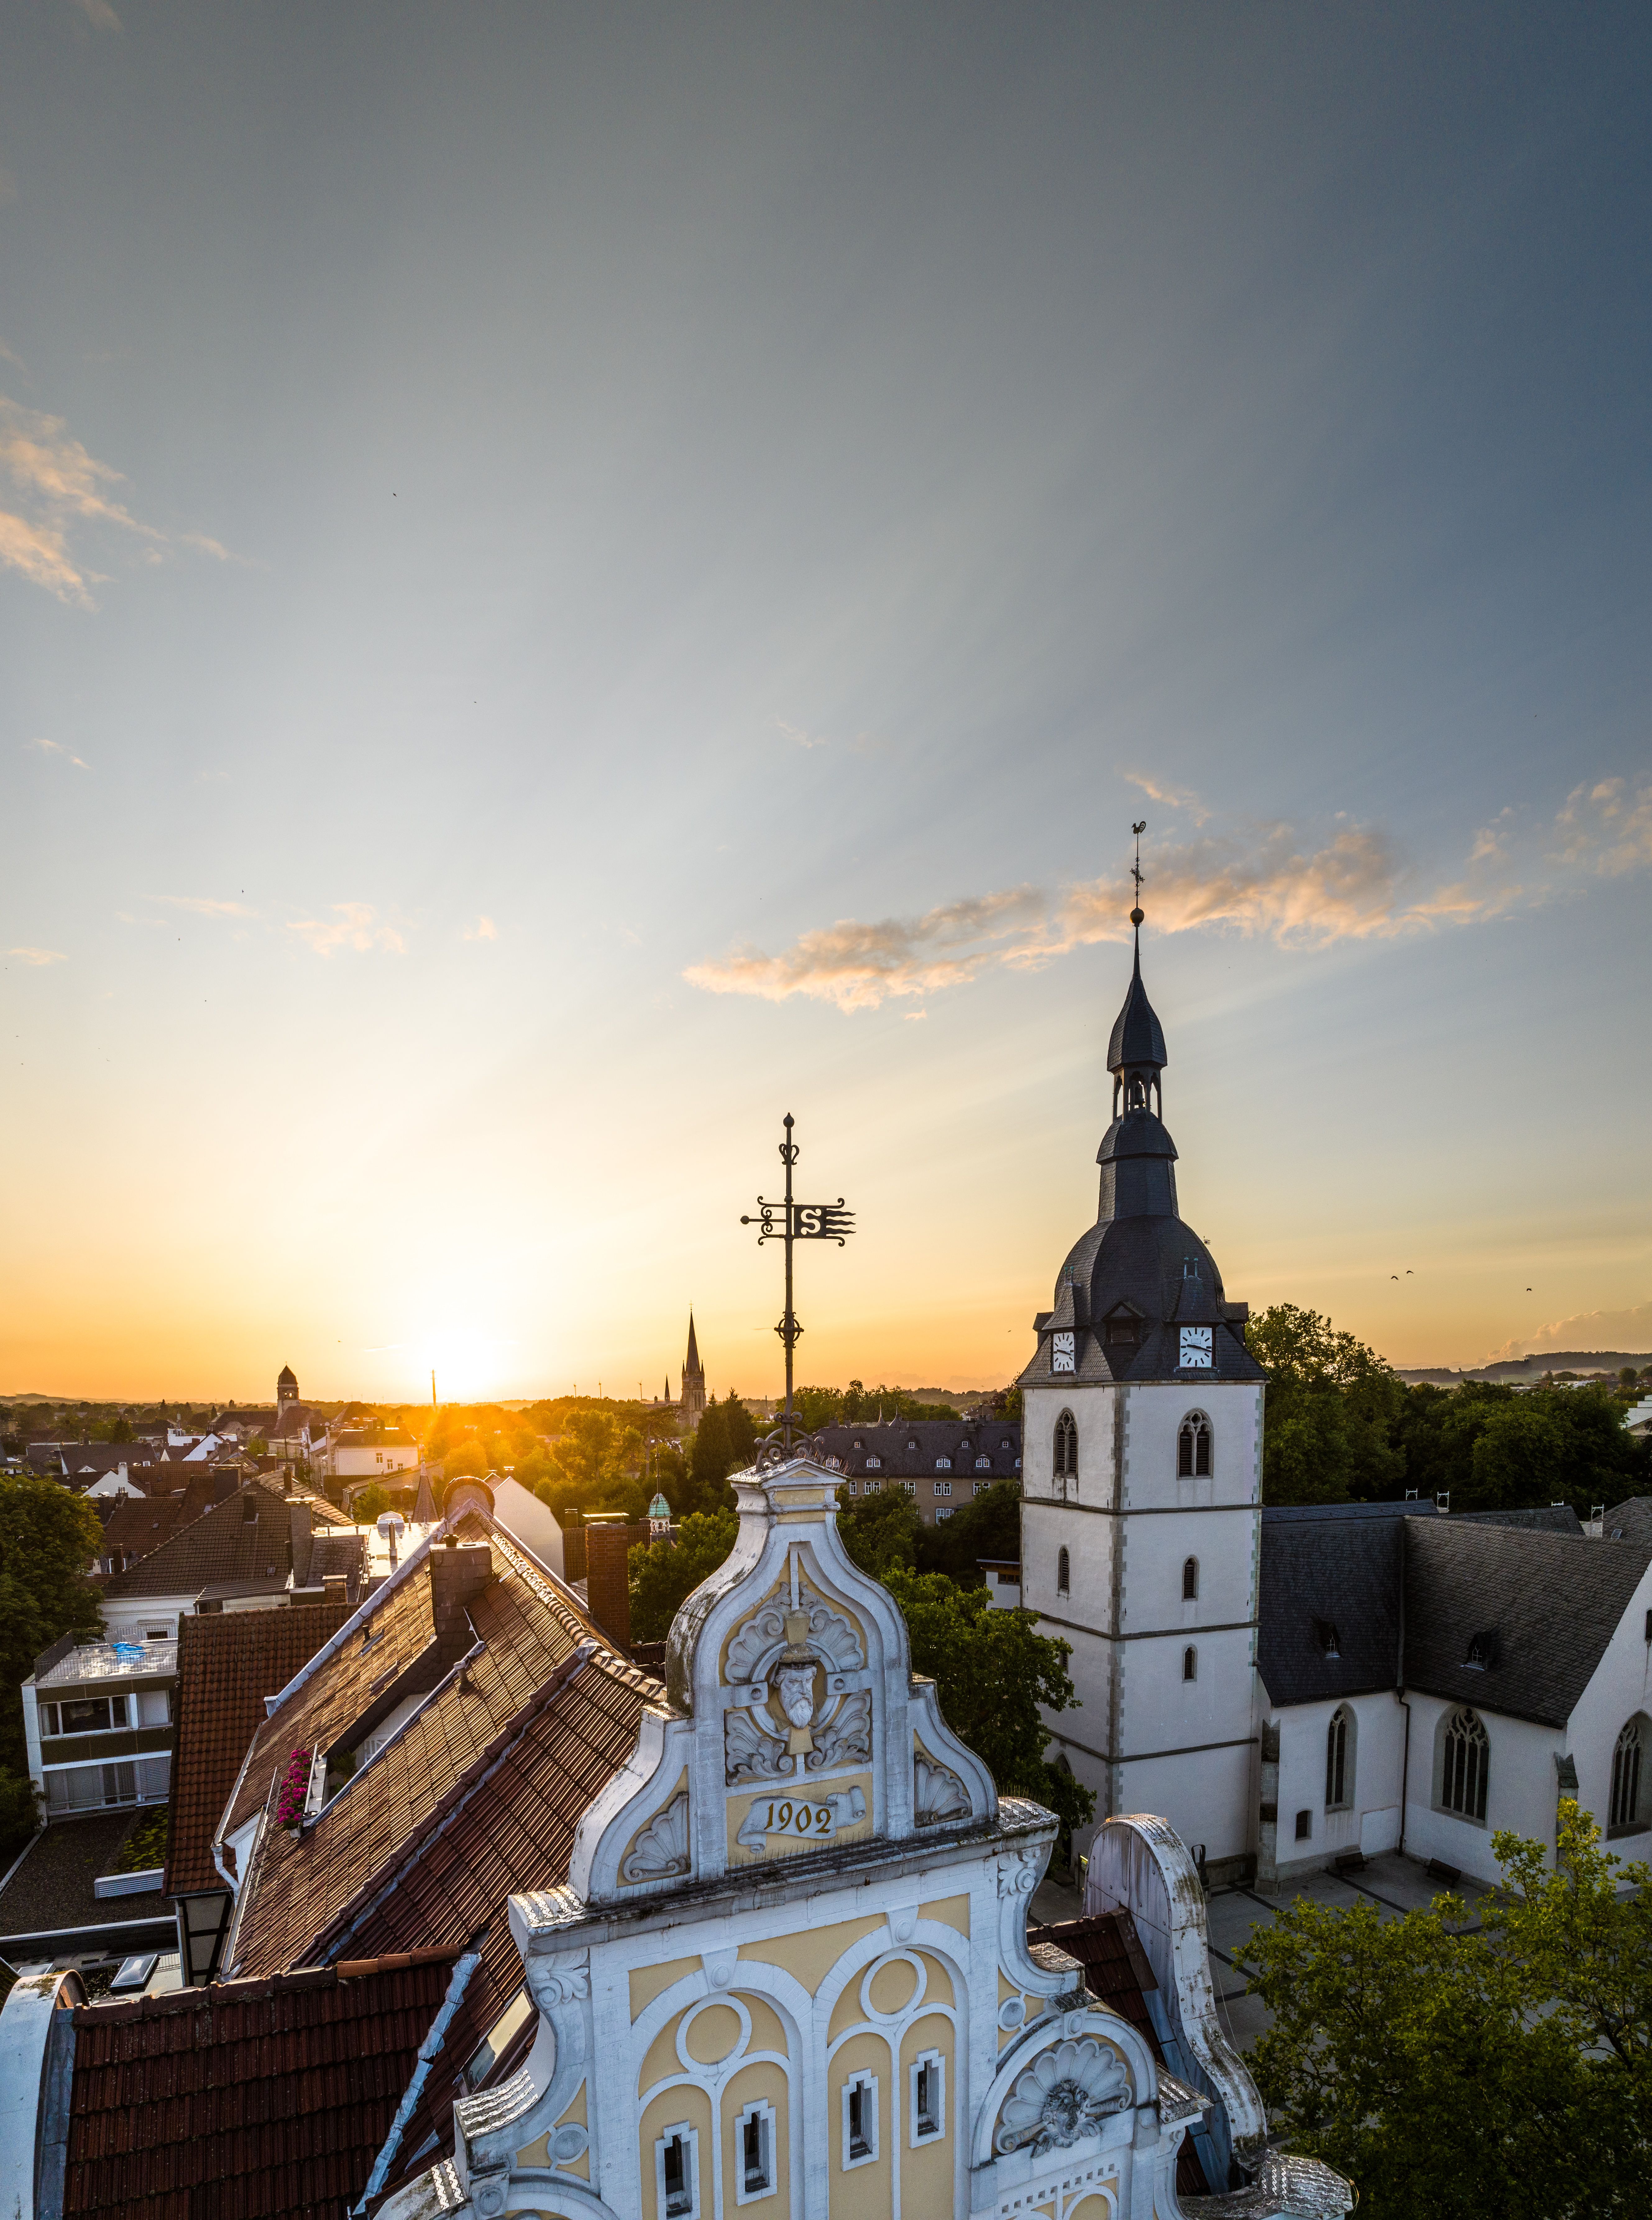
[[299, 1641, 606, 1970]]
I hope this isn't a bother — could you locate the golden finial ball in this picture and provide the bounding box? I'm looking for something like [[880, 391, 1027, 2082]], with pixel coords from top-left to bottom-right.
[[1130, 907, 1144, 927]]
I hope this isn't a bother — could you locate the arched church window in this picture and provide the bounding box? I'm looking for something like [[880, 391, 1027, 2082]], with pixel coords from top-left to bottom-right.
[[1057, 1547, 1070, 1596], [1182, 1645, 1197, 1682], [1053, 1409, 1078, 1481], [1326, 1706, 1354, 1810], [1611, 1718, 1646, 1834], [1182, 1556, 1198, 1601], [1178, 1412, 1211, 1478], [1440, 1707, 1489, 1821]]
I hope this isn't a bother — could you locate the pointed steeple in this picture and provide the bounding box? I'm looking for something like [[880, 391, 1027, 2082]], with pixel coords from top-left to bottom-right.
[[685, 1312, 700, 1373], [1106, 941, 1169, 1111]]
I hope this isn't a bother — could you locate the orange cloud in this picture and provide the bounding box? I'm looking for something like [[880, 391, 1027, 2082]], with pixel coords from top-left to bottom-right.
[[287, 904, 406, 956]]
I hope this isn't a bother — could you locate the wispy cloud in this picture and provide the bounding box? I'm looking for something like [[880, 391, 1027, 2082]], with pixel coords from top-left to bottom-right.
[[1487, 1298, 1652, 1365], [687, 786, 1641, 1014], [154, 895, 255, 919], [777, 719, 830, 750], [288, 903, 406, 956], [30, 735, 90, 770], [1122, 769, 1210, 824], [0, 393, 237, 606], [463, 915, 498, 942], [8, 947, 67, 966], [69, 0, 122, 30]]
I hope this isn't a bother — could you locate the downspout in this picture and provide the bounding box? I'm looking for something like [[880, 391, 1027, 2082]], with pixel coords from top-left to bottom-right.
[[351, 1942, 485, 2215]]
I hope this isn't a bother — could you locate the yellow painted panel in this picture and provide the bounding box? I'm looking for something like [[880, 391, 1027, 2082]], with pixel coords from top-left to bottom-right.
[[515, 2131, 549, 2167], [727, 1771, 874, 1868], [918, 1893, 969, 1937], [723, 2057, 792, 2220], [915, 1952, 954, 2009], [830, 2028, 895, 2220], [630, 1954, 699, 2022], [867, 1958, 919, 2016], [640, 2008, 685, 2099], [640, 2084, 714, 2213], [900, 2012, 955, 2217], [1069, 2197, 1114, 2220], [685, 2002, 743, 2065], [738, 1912, 886, 1997], [738, 1991, 791, 2058]]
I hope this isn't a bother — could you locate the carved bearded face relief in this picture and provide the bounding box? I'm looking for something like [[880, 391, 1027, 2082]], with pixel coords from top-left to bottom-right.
[[774, 1663, 818, 1730]]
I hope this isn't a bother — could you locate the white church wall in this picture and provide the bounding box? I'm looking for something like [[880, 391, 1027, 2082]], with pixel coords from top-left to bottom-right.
[[1565, 1557, 1652, 1845], [1121, 1740, 1253, 1874], [1264, 1693, 1407, 1883], [1119, 1384, 1263, 1515], [1115, 1507, 1256, 1636], [1400, 1693, 1564, 1884]]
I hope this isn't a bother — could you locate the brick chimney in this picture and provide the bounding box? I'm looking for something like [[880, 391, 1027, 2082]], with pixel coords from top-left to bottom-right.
[[429, 1541, 493, 1664], [584, 1520, 631, 1651]]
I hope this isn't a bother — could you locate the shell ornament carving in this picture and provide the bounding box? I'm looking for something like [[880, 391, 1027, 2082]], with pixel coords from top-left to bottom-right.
[[725, 1583, 865, 1683], [995, 2038, 1131, 2156], [621, 1791, 691, 1883], [913, 1752, 971, 1825], [725, 1706, 788, 1783]]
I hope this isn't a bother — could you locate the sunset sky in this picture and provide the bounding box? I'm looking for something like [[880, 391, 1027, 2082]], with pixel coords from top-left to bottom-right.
[[4, 3, 1650, 1403]]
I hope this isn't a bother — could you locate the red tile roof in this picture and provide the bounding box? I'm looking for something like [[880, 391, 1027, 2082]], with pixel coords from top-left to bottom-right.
[[63, 1955, 460, 2220], [166, 1602, 357, 1897]]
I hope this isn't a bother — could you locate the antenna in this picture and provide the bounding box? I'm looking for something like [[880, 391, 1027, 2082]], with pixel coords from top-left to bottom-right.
[[1130, 821, 1146, 930]]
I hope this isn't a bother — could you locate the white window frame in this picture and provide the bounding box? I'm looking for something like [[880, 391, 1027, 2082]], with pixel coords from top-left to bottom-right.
[[656, 2120, 699, 2219], [935, 1508, 954, 1522], [842, 2070, 879, 2169], [934, 1479, 952, 1497], [935, 1457, 952, 1472], [864, 1456, 881, 1470], [909, 2048, 945, 2144], [734, 2096, 778, 2204]]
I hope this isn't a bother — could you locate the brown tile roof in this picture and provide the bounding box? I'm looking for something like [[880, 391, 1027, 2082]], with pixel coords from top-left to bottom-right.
[[219, 1565, 439, 1849], [166, 1602, 358, 1898], [63, 1955, 461, 2220], [227, 1540, 599, 1975], [103, 1480, 298, 1601], [96, 1485, 210, 1563]]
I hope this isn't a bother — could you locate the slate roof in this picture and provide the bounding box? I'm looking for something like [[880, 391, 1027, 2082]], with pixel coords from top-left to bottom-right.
[[165, 1601, 356, 1897], [1257, 1502, 1429, 1705], [103, 1479, 298, 1601], [1603, 1496, 1652, 1547], [1403, 1518, 1652, 1727], [96, 1475, 220, 1564], [810, 1418, 1021, 1483], [62, 1955, 459, 2220], [1107, 948, 1169, 1072], [1453, 1505, 1584, 1536]]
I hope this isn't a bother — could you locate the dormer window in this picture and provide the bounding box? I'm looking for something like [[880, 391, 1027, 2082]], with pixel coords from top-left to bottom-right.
[[1313, 1617, 1341, 1659], [1465, 1630, 1499, 1671], [934, 1457, 952, 1471], [1104, 1308, 1140, 1347], [864, 1456, 881, 1470]]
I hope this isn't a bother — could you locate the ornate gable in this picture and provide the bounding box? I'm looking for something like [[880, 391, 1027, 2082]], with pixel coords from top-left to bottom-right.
[[565, 1453, 995, 1903]]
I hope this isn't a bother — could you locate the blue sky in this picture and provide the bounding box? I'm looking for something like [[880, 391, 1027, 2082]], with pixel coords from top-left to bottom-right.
[[3, 2, 1650, 1400]]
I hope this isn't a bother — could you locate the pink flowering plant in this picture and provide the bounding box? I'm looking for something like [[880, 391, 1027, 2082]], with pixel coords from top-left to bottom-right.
[[274, 1748, 313, 1829]]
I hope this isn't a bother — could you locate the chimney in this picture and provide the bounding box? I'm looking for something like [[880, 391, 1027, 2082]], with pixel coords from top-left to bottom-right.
[[322, 1573, 346, 1602], [290, 1501, 313, 1586], [429, 1543, 492, 1664], [584, 1519, 631, 1652]]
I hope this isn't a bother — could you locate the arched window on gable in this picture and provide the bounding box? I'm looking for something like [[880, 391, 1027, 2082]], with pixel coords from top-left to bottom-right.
[[1057, 1547, 1070, 1596], [1182, 1645, 1197, 1682], [1053, 1409, 1078, 1484], [1610, 1718, 1646, 1836], [1325, 1705, 1355, 1810], [1178, 1412, 1211, 1478], [1439, 1707, 1489, 1822], [1182, 1556, 1198, 1602]]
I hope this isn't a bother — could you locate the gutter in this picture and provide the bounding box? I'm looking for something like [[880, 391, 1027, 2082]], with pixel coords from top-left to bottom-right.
[[350, 1943, 484, 2215]]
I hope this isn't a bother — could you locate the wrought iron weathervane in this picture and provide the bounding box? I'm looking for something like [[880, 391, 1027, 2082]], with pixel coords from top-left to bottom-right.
[[742, 1113, 855, 1465]]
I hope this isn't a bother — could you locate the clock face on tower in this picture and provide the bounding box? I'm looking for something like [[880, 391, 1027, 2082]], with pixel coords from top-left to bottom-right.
[[1051, 1331, 1076, 1374], [1179, 1327, 1213, 1369]]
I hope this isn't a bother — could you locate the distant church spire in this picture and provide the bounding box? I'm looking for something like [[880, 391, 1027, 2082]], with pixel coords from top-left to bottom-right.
[[680, 1311, 707, 1429]]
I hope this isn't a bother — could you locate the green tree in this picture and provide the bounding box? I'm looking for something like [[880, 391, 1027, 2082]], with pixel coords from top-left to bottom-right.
[[793, 1386, 844, 1430], [1250, 1304, 1405, 1505], [443, 1441, 488, 1483], [687, 1392, 756, 1511], [0, 1475, 104, 1858], [1244, 1802, 1650, 2220], [918, 1480, 1021, 1585], [628, 1510, 739, 1642], [882, 1566, 1093, 1842], [352, 1483, 392, 1524], [837, 1487, 924, 1577]]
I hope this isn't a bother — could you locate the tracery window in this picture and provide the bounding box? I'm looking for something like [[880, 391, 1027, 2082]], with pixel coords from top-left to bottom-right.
[[1440, 1707, 1489, 1822], [1054, 1409, 1078, 1482], [1610, 1718, 1645, 1834], [1178, 1412, 1211, 1478], [1326, 1705, 1354, 1810]]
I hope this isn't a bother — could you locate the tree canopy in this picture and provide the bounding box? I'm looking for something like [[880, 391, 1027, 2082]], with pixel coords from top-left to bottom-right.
[[0, 1475, 104, 1856], [687, 1392, 757, 1511], [628, 1510, 740, 1643], [1245, 1801, 1650, 2220]]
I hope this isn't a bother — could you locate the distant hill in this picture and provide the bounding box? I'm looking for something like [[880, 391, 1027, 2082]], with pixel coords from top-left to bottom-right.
[[1399, 1350, 1652, 1385]]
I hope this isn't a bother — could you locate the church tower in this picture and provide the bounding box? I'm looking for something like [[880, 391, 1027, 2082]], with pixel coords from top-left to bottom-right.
[[276, 1364, 298, 1424], [679, 1312, 707, 1429], [1018, 911, 1264, 1882]]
